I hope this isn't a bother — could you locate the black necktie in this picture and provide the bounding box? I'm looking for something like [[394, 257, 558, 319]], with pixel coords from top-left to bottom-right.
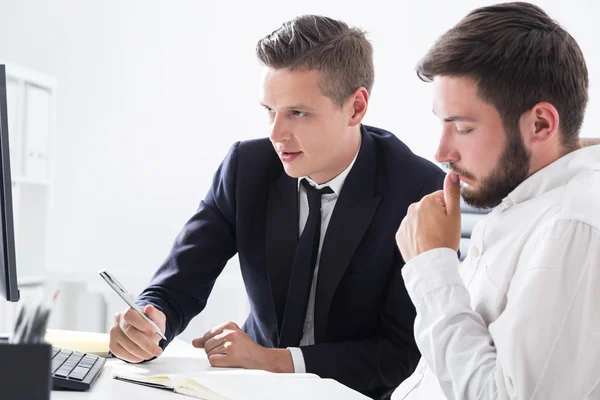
[[279, 179, 333, 347]]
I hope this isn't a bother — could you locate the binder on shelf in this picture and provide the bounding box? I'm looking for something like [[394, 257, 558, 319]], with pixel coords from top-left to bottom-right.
[[23, 84, 51, 181]]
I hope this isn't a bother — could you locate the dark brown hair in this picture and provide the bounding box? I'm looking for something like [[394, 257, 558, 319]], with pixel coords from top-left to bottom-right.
[[417, 2, 589, 150], [256, 15, 374, 107]]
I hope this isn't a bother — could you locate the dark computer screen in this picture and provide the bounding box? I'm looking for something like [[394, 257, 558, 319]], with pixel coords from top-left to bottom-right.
[[0, 65, 19, 302]]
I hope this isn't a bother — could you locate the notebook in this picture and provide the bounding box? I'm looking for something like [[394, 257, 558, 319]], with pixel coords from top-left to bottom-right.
[[112, 371, 326, 400], [113, 373, 232, 400]]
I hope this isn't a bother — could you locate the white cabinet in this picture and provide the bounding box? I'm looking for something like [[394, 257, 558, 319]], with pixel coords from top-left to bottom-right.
[[23, 85, 52, 181], [0, 63, 55, 333], [3, 63, 56, 280]]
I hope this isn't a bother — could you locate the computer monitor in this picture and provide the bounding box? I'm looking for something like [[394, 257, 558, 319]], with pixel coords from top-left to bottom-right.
[[0, 65, 19, 302]]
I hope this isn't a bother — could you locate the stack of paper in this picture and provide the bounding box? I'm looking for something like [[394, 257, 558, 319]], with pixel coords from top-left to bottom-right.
[[44, 329, 110, 357]]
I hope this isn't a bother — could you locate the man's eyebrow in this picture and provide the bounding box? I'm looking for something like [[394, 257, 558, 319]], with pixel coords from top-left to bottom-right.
[[443, 116, 477, 122], [432, 110, 476, 122], [260, 102, 315, 111]]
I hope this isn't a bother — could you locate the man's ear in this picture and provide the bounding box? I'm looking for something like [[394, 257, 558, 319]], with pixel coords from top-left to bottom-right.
[[521, 102, 560, 145], [348, 87, 369, 127]]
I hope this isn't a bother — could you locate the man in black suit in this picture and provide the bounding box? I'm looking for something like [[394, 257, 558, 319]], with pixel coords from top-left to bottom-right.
[[108, 15, 444, 399]]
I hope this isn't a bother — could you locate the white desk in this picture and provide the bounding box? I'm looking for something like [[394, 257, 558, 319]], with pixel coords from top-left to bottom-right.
[[51, 340, 369, 400]]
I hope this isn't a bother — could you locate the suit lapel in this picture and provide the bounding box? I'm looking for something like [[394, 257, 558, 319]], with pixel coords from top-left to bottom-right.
[[314, 127, 381, 343], [265, 171, 298, 340]]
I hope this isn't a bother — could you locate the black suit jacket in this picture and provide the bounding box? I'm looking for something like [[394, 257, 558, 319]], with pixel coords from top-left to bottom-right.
[[137, 125, 445, 399]]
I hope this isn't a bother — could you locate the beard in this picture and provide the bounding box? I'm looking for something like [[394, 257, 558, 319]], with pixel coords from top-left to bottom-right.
[[449, 130, 531, 210]]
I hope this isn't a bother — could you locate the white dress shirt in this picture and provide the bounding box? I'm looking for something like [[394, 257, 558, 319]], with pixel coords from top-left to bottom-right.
[[287, 145, 360, 374], [393, 145, 600, 399]]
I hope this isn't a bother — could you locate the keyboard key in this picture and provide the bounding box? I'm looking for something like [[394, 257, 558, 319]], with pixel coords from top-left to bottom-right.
[[52, 358, 66, 373], [60, 349, 73, 357], [62, 361, 77, 369], [54, 367, 71, 378], [52, 353, 68, 361], [68, 366, 90, 381], [78, 360, 95, 369]]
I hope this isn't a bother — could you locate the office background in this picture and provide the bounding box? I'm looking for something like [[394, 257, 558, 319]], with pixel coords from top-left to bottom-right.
[[0, 0, 597, 341]]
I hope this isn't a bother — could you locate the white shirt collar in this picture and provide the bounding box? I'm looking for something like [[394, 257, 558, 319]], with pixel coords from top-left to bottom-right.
[[505, 144, 600, 206], [298, 142, 361, 196]]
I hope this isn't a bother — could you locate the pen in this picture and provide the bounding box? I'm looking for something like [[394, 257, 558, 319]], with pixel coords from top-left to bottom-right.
[[98, 269, 167, 341]]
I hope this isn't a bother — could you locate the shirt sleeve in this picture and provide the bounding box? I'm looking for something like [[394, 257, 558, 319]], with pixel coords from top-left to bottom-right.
[[402, 219, 600, 399], [287, 347, 307, 373]]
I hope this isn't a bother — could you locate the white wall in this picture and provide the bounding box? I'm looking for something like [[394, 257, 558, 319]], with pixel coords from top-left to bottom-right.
[[0, 0, 599, 336]]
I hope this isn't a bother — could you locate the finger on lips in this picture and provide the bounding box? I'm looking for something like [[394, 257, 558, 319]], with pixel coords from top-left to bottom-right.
[[443, 172, 461, 215]]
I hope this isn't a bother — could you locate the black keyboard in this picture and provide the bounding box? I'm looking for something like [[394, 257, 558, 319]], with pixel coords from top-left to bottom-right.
[[51, 347, 106, 391]]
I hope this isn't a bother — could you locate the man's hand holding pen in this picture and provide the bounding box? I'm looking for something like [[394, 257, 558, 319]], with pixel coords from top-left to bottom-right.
[[109, 304, 166, 363]]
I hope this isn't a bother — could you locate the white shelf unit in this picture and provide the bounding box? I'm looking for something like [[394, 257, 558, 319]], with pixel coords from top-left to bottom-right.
[[0, 63, 56, 333], [4, 63, 56, 280]]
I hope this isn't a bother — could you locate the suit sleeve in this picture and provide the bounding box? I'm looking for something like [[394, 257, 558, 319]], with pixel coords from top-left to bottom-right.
[[300, 170, 446, 397], [136, 142, 240, 346]]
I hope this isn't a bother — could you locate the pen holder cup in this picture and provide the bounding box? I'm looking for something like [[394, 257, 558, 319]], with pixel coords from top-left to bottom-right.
[[0, 342, 52, 400]]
